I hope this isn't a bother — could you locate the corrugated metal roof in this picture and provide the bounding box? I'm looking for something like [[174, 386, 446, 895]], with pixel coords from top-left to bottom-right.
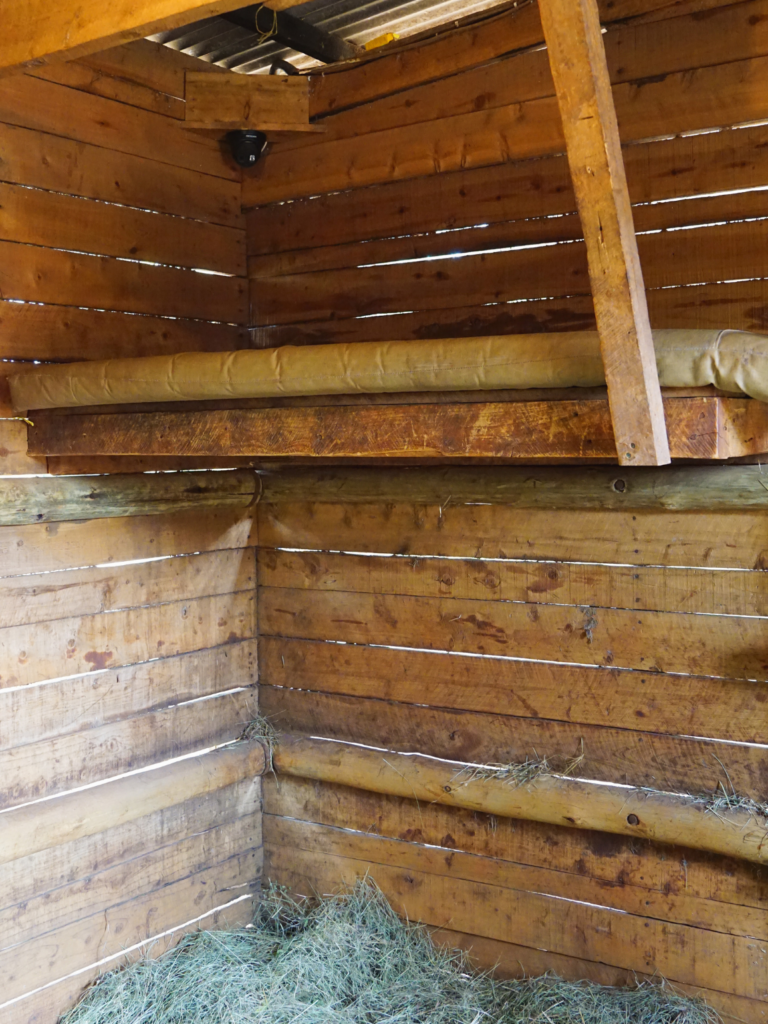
[[149, 0, 507, 75]]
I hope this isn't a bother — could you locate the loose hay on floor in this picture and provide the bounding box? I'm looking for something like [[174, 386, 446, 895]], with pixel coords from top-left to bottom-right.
[[62, 881, 720, 1024]]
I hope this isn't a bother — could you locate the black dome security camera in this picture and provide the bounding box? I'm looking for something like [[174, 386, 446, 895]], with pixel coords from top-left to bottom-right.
[[227, 130, 268, 169]]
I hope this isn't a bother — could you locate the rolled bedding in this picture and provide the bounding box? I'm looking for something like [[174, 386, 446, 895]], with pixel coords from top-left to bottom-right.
[[9, 329, 768, 411]]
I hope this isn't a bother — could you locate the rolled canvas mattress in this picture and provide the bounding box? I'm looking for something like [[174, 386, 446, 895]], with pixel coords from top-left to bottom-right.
[[9, 329, 768, 411]]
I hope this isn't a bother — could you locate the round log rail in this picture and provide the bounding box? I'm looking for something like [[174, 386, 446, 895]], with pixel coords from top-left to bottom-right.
[[259, 464, 768, 510], [0, 469, 258, 526], [269, 734, 768, 866]]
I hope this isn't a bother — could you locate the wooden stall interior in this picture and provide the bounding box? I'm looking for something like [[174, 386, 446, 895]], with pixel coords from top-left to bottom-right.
[[1, 0, 767, 1021]]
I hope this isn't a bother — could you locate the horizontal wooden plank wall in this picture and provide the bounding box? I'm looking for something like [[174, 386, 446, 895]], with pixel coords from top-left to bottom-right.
[[257, 493, 768, 1023], [0, 39, 246, 471], [245, 0, 768, 346], [0, 507, 262, 1024]]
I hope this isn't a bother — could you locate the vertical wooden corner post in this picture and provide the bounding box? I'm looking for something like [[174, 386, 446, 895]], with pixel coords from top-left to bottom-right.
[[538, 0, 671, 466]]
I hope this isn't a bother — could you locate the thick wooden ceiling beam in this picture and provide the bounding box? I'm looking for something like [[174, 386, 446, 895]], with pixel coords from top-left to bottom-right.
[[538, 0, 671, 467], [0, 0, 297, 75]]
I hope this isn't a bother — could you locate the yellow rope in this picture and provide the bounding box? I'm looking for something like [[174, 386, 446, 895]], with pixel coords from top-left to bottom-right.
[[253, 4, 279, 45]]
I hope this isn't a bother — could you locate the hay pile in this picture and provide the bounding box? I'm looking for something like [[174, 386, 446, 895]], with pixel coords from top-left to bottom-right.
[[62, 882, 719, 1024]]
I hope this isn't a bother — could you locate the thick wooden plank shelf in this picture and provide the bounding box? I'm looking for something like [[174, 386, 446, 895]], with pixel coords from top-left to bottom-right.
[[25, 396, 768, 460]]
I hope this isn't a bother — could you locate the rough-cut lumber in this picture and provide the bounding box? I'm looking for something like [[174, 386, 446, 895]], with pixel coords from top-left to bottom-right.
[[270, 734, 768, 866], [265, 833, 767, 1002], [0, 687, 254, 810], [265, 776, 768, 917], [0, 469, 258, 527], [0, 739, 266, 865], [1, 641, 256, 750], [258, 464, 768, 510], [185, 72, 315, 131], [25, 397, 768, 460], [257, 501, 768, 569], [0, 590, 255, 688], [0, 0, 295, 75], [0, 419, 46, 474], [260, 637, 768, 745], [0, 506, 256, 579], [261, 686, 768, 799]]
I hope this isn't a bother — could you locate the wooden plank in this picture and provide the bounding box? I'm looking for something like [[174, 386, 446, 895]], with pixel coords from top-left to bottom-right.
[[259, 583, 768, 681], [0, 238, 247, 323], [26, 397, 763, 461], [28, 60, 186, 120], [0, 121, 242, 226], [307, 0, 758, 120], [46, 455, 262, 475], [260, 637, 768, 745], [0, 302, 245, 362], [259, 546, 768, 616], [265, 776, 768, 913], [0, 506, 256, 579], [0, 419, 46, 474], [0, 849, 261, 1007], [436, 929, 767, 1024], [250, 218, 768, 326], [260, 683, 768, 798], [0, 74, 236, 180], [79, 39, 229, 101], [243, 53, 768, 204], [256, 464, 768, 512], [264, 809, 767, 943], [186, 72, 311, 131], [1, 641, 256, 752], [0, 590, 256, 688], [263, 830, 768, 1002], [0, 688, 256, 806], [0, 548, 255, 629], [0, 181, 245, 275], [0, 0, 291, 75], [0, 470, 257, 527], [0, 739, 266, 866], [4, 895, 256, 1024], [258, 500, 767, 569], [2, 812, 260, 948]]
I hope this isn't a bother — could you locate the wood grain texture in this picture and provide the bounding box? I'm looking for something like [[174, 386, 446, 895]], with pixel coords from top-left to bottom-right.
[[0, 470, 258, 527], [261, 685, 768, 798], [186, 72, 311, 130], [263, 831, 767, 1004], [0, 686, 254, 809], [0, 506, 256, 578], [26, 397, 766, 460], [257, 501, 768, 569], [0, 120, 242, 225], [1, 640, 256, 751], [0, 180, 245, 274], [0, 238, 247, 323], [0, 739, 266, 866], [0, 419, 46, 474], [265, 776, 768, 913], [0, 590, 256, 688], [259, 636, 768, 745]]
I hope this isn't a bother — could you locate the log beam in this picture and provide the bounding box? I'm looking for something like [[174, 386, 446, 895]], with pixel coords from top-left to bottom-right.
[[258, 464, 768, 510], [0, 0, 298, 75], [270, 734, 768, 867], [24, 397, 768, 461], [539, 0, 670, 467], [0, 468, 257, 526]]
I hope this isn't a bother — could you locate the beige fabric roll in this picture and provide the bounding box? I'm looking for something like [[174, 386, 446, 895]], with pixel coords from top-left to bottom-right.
[[9, 329, 767, 411]]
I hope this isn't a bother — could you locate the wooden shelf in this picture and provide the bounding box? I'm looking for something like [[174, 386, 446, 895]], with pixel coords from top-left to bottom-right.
[[25, 395, 768, 461]]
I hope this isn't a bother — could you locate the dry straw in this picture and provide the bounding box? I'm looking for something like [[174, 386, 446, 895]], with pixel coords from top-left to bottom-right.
[[62, 880, 719, 1024]]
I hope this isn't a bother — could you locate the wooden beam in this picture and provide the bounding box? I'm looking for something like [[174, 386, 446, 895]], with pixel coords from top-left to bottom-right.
[[25, 397, 768, 460], [0, 0, 298, 75], [270, 734, 768, 866], [257, 464, 768, 510], [537, 0, 670, 467], [185, 72, 319, 132], [0, 469, 257, 526]]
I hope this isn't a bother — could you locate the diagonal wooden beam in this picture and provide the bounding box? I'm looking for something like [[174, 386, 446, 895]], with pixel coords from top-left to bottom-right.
[[0, 0, 297, 75], [538, 0, 671, 467]]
